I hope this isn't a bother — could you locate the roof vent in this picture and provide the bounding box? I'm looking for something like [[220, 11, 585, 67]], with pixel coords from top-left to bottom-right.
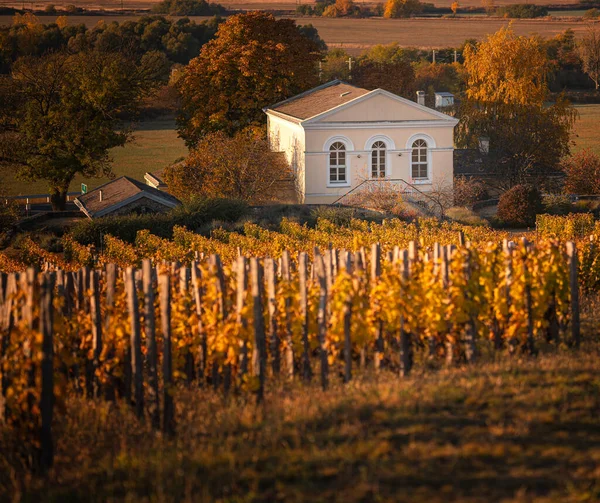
[[99, 190, 103, 202], [340, 91, 351, 97]]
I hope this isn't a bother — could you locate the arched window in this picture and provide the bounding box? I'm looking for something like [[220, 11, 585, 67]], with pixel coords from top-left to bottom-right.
[[411, 139, 429, 180], [329, 141, 347, 184], [371, 140, 386, 178]]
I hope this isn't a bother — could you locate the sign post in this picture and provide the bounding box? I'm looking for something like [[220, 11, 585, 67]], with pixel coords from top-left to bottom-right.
[[81, 183, 87, 195]]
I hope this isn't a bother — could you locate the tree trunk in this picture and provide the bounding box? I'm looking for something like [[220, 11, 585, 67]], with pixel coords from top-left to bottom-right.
[[49, 183, 69, 211]]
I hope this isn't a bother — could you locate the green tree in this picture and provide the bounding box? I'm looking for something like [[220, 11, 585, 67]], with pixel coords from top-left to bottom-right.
[[456, 27, 577, 189], [0, 50, 165, 209], [177, 12, 322, 146]]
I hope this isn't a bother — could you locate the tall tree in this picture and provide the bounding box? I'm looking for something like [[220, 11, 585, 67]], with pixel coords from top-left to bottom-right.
[[579, 26, 600, 90], [164, 127, 291, 203], [456, 26, 577, 189], [0, 50, 166, 209], [177, 12, 322, 146]]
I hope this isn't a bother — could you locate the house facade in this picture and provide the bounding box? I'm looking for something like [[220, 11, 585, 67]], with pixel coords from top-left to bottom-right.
[[264, 80, 458, 204]]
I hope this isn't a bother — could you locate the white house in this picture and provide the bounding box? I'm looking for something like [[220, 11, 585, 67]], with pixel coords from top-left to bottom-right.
[[264, 80, 459, 204]]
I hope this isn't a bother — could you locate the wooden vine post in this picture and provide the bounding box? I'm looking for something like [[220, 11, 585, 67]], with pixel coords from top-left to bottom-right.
[[399, 249, 412, 376], [126, 267, 144, 418], [371, 243, 384, 371], [250, 258, 266, 403], [191, 261, 206, 386], [314, 254, 329, 391], [159, 272, 175, 435], [265, 258, 280, 376], [142, 260, 160, 429], [281, 251, 294, 379], [298, 252, 311, 381], [342, 252, 353, 383], [566, 241, 581, 348], [521, 239, 536, 356], [90, 270, 103, 399], [39, 273, 54, 473], [236, 256, 249, 376]]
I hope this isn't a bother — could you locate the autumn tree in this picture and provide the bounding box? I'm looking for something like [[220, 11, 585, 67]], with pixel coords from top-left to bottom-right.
[[177, 12, 322, 147], [323, 0, 361, 17], [383, 0, 423, 18], [163, 127, 292, 203], [451, 1, 459, 16], [561, 149, 600, 194], [579, 26, 600, 90], [0, 50, 165, 209], [456, 26, 577, 189]]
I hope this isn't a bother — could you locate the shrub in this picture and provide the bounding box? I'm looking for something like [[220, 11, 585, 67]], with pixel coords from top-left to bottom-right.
[[70, 198, 248, 247], [495, 4, 547, 18], [496, 184, 543, 227], [561, 149, 600, 195], [445, 207, 488, 226], [542, 194, 574, 215], [0, 197, 19, 234], [311, 206, 356, 226], [453, 176, 489, 208]]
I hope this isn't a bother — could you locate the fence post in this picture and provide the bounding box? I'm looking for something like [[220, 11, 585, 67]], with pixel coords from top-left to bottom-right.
[[179, 267, 195, 385], [250, 258, 266, 403], [314, 254, 329, 391], [159, 272, 175, 435], [126, 267, 144, 418], [566, 241, 580, 348], [281, 251, 294, 379], [39, 273, 54, 473], [142, 260, 159, 429], [265, 258, 280, 376], [521, 240, 536, 356], [299, 252, 311, 382]]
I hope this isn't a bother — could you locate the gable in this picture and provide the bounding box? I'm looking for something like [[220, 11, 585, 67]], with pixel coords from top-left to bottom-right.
[[315, 93, 449, 123]]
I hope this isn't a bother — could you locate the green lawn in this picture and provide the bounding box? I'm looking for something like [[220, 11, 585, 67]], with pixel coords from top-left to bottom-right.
[[573, 104, 600, 156], [1, 118, 187, 197]]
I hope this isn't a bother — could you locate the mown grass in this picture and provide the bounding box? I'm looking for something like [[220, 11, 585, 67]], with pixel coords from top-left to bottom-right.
[[573, 104, 600, 156], [3, 296, 600, 502], [1, 118, 187, 197]]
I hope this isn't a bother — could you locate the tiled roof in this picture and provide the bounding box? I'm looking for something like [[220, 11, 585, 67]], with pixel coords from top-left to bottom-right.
[[75, 176, 180, 217], [267, 80, 370, 121]]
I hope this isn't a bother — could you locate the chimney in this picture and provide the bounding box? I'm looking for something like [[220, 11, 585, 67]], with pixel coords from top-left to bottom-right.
[[478, 137, 490, 155], [99, 189, 103, 202], [416, 91, 425, 106]]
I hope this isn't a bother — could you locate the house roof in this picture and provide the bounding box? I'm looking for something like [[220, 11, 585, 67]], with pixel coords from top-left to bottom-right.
[[74, 176, 180, 218], [265, 80, 370, 121]]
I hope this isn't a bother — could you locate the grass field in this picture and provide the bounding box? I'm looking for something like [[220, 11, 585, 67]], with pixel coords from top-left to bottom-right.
[[573, 104, 600, 155], [0, 15, 595, 51], [0, 118, 187, 197]]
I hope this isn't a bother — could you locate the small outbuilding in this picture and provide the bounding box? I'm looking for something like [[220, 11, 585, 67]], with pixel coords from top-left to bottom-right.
[[74, 176, 181, 219]]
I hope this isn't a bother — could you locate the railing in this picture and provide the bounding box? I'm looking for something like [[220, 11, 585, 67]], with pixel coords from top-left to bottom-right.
[[4, 192, 82, 206], [331, 178, 445, 218]]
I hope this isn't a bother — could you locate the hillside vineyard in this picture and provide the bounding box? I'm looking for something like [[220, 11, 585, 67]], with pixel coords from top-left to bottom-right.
[[2, 215, 598, 469]]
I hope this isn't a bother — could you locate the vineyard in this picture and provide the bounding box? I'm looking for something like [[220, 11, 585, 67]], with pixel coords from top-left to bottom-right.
[[1, 213, 600, 492]]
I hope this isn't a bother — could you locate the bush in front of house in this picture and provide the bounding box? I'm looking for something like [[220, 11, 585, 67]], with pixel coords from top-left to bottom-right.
[[453, 176, 489, 208], [561, 149, 600, 195], [70, 198, 249, 247], [496, 184, 543, 227]]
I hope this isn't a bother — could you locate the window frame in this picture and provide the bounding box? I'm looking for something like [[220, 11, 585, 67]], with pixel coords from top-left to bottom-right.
[[406, 134, 434, 184], [325, 136, 353, 188]]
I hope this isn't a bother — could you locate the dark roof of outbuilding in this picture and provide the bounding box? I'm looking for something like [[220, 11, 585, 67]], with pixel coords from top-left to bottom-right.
[[265, 80, 370, 121], [74, 176, 180, 218]]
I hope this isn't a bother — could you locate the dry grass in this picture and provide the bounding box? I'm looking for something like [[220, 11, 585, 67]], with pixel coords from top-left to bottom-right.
[[0, 117, 187, 197]]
